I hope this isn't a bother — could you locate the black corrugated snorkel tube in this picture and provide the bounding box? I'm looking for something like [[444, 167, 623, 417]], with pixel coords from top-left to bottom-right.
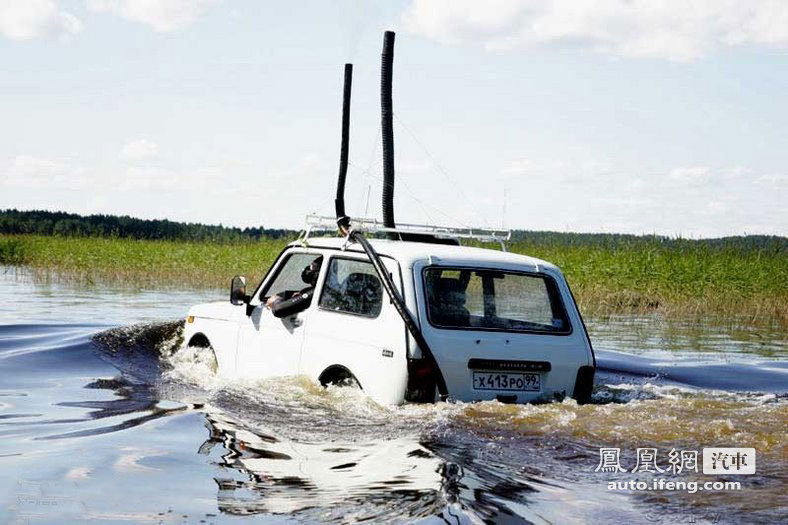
[[380, 31, 398, 240], [332, 32, 449, 402], [334, 63, 352, 226]]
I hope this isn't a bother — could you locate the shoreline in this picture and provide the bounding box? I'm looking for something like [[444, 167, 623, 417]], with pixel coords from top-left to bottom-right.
[[2, 234, 785, 329]]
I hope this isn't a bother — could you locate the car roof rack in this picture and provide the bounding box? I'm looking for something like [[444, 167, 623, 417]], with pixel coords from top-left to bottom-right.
[[301, 214, 512, 251]]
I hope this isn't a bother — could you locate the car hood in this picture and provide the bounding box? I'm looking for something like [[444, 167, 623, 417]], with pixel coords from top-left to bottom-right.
[[187, 301, 242, 322]]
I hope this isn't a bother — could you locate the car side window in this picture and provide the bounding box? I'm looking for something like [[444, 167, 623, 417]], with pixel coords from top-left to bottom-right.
[[319, 258, 383, 318], [260, 253, 322, 301]]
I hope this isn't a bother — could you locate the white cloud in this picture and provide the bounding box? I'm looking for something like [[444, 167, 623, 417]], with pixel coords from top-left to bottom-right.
[[402, 0, 788, 62], [665, 165, 749, 187], [0, 0, 82, 40], [700, 200, 729, 216], [122, 165, 179, 191], [3, 154, 89, 189], [120, 139, 159, 161], [87, 0, 218, 32], [756, 173, 787, 189], [667, 166, 713, 186], [120, 164, 227, 192], [501, 157, 612, 184], [493, 159, 786, 236]]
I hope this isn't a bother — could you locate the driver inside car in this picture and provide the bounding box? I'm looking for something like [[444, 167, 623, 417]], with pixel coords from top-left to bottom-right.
[[265, 257, 323, 318]]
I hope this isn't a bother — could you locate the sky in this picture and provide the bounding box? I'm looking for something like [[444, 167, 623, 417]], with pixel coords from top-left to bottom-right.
[[1, 0, 786, 238]]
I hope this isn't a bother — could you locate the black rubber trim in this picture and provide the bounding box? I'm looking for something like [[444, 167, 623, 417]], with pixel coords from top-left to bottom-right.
[[468, 359, 551, 372], [420, 266, 573, 336], [572, 365, 595, 404], [566, 281, 596, 367]]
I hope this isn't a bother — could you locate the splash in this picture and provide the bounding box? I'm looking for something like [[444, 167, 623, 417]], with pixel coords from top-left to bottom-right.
[[82, 320, 788, 522]]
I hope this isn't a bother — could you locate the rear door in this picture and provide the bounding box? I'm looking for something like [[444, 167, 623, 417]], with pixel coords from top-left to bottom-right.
[[300, 255, 408, 405], [414, 261, 590, 402]]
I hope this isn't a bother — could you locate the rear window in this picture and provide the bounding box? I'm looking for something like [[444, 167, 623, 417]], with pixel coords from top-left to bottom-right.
[[423, 267, 570, 334]]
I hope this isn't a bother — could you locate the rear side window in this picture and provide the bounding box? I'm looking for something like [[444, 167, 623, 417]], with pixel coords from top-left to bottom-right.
[[424, 267, 570, 333], [319, 258, 383, 318]]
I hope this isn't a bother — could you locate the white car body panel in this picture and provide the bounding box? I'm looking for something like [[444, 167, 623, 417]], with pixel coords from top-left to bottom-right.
[[236, 306, 306, 380], [300, 255, 408, 405], [182, 237, 595, 405], [182, 301, 243, 376]]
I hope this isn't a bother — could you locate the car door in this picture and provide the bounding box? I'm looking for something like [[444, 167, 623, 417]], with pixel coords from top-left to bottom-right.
[[300, 255, 409, 405], [235, 251, 323, 380]]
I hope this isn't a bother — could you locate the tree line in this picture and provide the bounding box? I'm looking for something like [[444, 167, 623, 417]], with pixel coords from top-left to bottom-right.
[[509, 229, 786, 254], [0, 209, 294, 242], [1, 209, 783, 253]]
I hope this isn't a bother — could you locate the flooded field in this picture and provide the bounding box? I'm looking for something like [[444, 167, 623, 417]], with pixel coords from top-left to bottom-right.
[[0, 269, 785, 524]]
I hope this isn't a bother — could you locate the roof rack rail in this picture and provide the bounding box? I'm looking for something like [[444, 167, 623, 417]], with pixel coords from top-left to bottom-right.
[[302, 214, 511, 251]]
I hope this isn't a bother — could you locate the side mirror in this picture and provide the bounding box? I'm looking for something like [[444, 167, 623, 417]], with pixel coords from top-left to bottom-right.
[[230, 275, 249, 305]]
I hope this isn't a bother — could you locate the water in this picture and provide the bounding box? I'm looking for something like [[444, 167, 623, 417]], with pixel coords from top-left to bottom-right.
[[1, 268, 786, 524]]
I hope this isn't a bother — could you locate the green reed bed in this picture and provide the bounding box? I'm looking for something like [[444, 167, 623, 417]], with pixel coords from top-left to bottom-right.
[[1, 234, 785, 327], [509, 238, 787, 327], [0, 234, 290, 289]]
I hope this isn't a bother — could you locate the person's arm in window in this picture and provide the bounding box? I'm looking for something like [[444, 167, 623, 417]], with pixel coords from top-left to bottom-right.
[[268, 288, 314, 318], [265, 290, 295, 307]]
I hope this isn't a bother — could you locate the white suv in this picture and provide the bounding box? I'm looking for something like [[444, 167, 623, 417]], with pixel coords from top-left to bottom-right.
[[181, 233, 596, 405]]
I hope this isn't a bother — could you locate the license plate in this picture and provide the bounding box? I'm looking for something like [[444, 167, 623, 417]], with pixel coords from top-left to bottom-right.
[[472, 371, 541, 392]]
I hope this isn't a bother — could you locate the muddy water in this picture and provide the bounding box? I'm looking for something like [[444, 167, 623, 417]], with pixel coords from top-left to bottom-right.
[[0, 269, 786, 524]]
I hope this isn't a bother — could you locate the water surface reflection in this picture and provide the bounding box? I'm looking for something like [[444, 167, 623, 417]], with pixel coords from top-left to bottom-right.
[[0, 270, 786, 523]]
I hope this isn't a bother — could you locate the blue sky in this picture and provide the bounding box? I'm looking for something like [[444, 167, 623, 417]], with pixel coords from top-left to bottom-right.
[[1, 0, 786, 237]]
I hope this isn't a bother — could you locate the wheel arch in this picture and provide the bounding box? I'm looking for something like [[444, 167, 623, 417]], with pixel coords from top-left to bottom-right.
[[188, 332, 212, 348], [318, 365, 362, 389], [183, 332, 219, 374]]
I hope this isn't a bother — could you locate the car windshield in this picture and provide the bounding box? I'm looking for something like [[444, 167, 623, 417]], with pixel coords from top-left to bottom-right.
[[424, 267, 570, 333]]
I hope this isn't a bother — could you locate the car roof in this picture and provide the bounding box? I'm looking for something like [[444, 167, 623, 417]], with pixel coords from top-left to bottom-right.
[[291, 236, 560, 273]]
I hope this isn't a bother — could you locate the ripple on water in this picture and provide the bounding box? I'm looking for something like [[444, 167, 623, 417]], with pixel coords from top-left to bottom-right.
[[152, 320, 788, 522], [1, 311, 786, 523]]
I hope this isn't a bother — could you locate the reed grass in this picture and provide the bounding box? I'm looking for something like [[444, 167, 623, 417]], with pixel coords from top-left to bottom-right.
[[1, 234, 785, 327], [0, 235, 290, 290], [508, 238, 787, 327]]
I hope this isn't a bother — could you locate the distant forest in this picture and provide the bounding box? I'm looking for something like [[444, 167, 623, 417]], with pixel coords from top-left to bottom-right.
[[0, 209, 293, 242], [0, 209, 784, 252], [507, 229, 787, 253]]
